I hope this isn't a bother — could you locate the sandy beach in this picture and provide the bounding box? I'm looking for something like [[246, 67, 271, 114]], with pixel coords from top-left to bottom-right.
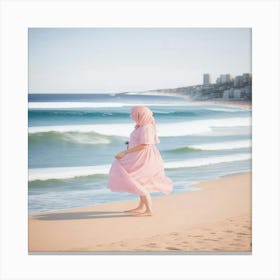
[[28, 172, 252, 253], [201, 100, 252, 109], [146, 91, 252, 109], [188, 100, 252, 109]]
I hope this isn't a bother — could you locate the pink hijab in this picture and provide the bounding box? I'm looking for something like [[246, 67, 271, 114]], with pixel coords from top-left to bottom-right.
[[130, 106, 159, 142], [131, 106, 155, 127]]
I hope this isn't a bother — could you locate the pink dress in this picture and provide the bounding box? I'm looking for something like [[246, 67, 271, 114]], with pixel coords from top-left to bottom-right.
[[107, 124, 173, 196]]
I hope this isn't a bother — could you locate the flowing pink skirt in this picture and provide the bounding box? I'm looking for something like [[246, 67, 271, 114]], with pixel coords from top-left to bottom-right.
[[107, 145, 173, 196]]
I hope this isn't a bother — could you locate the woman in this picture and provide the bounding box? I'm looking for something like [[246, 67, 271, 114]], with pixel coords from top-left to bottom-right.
[[107, 106, 173, 217]]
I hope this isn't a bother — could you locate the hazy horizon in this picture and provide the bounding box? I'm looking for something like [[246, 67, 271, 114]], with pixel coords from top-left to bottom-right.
[[28, 28, 251, 94]]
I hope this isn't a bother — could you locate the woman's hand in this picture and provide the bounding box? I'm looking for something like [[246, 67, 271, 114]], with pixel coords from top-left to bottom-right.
[[115, 151, 127, 160], [115, 144, 146, 159]]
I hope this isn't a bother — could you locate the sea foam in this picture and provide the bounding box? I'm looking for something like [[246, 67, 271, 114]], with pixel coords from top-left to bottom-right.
[[189, 139, 251, 150], [28, 117, 251, 137], [28, 101, 193, 109], [28, 153, 251, 181]]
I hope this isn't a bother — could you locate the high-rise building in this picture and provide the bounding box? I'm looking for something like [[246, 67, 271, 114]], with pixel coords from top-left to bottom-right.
[[221, 74, 231, 83], [221, 75, 227, 83], [216, 73, 232, 84], [242, 73, 252, 83], [203, 73, 211, 85], [234, 75, 243, 87], [225, 74, 232, 82]]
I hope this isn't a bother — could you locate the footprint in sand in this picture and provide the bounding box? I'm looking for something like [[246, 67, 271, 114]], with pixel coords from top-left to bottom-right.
[[145, 243, 158, 247], [203, 238, 219, 241], [165, 246, 181, 251]]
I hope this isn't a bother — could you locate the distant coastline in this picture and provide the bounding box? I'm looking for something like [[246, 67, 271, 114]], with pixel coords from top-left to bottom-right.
[[28, 72, 252, 111], [137, 72, 252, 107]]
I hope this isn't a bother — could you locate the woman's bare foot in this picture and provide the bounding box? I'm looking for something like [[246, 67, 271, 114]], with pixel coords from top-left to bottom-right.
[[132, 210, 153, 217], [123, 206, 145, 213]]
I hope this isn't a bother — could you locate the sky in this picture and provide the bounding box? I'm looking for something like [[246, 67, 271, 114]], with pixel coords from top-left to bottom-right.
[[28, 28, 251, 94]]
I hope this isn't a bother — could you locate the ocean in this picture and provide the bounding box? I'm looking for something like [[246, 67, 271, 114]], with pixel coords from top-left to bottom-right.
[[28, 93, 252, 213]]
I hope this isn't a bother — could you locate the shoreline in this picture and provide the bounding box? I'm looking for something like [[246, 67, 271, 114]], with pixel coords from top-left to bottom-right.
[[29, 171, 252, 253], [28, 171, 249, 216], [182, 99, 251, 109], [145, 91, 252, 109], [196, 99, 252, 109]]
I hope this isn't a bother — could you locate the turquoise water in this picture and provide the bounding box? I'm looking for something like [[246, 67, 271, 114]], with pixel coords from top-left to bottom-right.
[[28, 93, 252, 213]]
